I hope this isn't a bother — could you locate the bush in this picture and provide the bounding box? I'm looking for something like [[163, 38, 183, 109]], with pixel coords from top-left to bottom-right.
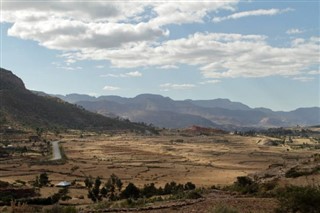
[[43, 204, 78, 213], [285, 166, 320, 178], [0, 180, 10, 188], [232, 176, 259, 194], [276, 185, 320, 213]]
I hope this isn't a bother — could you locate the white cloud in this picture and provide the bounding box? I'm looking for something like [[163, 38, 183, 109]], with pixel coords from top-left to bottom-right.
[[103, 86, 120, 91], [3, 1, 238, 51], [292, 76, 314, 82], [160, 83, 196, 90], [101, 71, 142, 78], [2, 2, 318, 82], [126, 71, 142, 77], [199, 80, 221, 85], [308, 70, 320, 75], [150, 1, 238, 26], [157, 65, 179, 69], [95, 65, 105, 69], [212, 8, 293, 23], [58, 66, 82, 71], [286, 28, 304, 35], [76, 33, 318, 80]]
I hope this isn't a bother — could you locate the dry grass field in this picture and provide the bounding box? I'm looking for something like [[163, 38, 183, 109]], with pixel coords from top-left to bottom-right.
[[1, 130, 319, 210]]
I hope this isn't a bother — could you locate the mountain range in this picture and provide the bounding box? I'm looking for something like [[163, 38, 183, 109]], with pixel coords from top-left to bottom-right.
[[53, 93, 320, 130], [1, 67, 318, 131], [0, 68, 153, 132]]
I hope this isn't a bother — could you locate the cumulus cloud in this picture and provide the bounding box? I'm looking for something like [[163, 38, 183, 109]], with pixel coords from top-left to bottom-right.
[[2, 1, 237, 50], [2, 1, 318, 82], [103, 86, 120, 91], [75, 33, 318, 80], [212, 8, 293, 23], [160, 83, 196, 90]]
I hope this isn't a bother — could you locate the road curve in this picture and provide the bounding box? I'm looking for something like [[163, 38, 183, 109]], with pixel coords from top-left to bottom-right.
[[51, 141, 62, 160]]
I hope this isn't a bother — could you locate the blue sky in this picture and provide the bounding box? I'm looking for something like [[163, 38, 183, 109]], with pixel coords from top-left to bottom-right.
[[1, 0, 319, 111]]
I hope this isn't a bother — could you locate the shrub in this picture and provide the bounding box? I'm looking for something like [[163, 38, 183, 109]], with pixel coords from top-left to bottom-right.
[[210, 205, 238, 213], [0, 180, 10, 188], [43, 204, 78, 213], [276, 185, 320, 213], [285, 166, 320, 178], [232, 176, 259, 194]]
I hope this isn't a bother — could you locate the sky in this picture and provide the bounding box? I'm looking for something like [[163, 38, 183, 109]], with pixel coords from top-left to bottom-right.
[[0, 0, 319, 111]]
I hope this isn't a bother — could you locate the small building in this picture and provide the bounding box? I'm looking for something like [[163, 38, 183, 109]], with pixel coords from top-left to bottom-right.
[[56, 181, 71, 187]]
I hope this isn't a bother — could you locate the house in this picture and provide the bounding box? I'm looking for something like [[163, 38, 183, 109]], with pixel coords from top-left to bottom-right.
[[56, 181, 71, 187]]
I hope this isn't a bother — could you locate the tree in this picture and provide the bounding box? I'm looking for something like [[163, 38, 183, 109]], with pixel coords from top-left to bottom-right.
[[84, 176, 93, 188], [121, 183, 140, 199], [39, 172, 50, 187], [184, 182, 196, 190], [142, 183, 158, 198], [88, 176, 102, 202], [103, 174, 123, 200], [36, 127, 44, 138]]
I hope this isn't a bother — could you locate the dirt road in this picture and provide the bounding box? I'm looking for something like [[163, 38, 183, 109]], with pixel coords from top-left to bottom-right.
[[51, 141, 62, 160]]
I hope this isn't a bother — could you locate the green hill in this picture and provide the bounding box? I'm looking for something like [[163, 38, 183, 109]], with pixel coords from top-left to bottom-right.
[[0, 68, 151, 132]]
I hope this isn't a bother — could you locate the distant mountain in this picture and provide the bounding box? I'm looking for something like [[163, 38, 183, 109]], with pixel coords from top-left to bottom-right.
[[53, 93, 97, 104], [188, 99, 251, 111], [0, 68, 153, 132], [55, 93, 320, 129]]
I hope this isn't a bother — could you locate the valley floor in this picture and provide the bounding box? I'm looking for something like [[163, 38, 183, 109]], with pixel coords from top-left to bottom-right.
[[0, 130, 319, 211]]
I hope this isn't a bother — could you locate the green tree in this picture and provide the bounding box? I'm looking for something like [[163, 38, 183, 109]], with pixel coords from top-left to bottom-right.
[[36, 127, 44, 138], [84, 176, 93, 188], [142, 183, 158, 198], [88, 176, 102, 202], [121, 183, 140, 199], [39, 172, 50, 187], [104, 173, 123, 200], [184, 182, 196, 190]]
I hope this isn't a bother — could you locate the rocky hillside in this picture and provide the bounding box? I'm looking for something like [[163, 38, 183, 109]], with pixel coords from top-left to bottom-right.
[[0, 68, 152, 132]]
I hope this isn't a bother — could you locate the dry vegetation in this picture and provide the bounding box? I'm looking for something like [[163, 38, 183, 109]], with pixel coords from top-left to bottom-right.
[[0, 128, 319, 212]]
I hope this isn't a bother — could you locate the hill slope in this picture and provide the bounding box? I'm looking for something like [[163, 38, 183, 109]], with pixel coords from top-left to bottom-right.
[[0, 68, 151, 131], [55, 93, 320, 129]]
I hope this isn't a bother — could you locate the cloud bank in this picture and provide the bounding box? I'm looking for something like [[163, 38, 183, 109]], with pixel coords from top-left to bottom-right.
[[2, 1, 318, 82]]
